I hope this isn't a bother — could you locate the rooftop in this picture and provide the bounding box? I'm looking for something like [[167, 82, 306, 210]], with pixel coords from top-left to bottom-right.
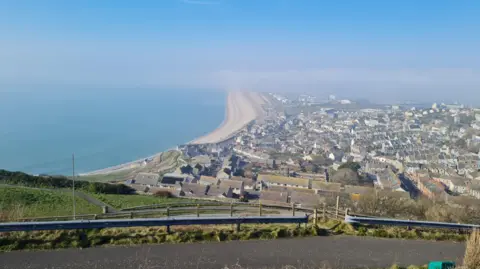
[[199, 176, 219, 185], [258, 174, 310, 188], [134, 173, 160, 186], [311, 181, 342, 192], [218, 179, 244, 190]]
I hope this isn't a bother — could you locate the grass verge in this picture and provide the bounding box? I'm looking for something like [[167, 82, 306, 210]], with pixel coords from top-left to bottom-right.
[[319, 219, 467, 241], [0, 224, 327, 252], [0, 186, 101, 219], [88, 193, 190, 210]]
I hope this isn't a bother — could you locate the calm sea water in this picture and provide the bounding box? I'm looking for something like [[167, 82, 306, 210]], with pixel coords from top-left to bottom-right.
[[0, 87, 225, 175]]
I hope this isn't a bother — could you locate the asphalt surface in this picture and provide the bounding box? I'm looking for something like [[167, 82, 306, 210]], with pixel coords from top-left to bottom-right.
[[0, 236, 465, 269]]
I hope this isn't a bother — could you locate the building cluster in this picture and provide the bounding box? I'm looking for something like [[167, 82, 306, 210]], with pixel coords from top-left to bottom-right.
[[125, 93, 480, 209]]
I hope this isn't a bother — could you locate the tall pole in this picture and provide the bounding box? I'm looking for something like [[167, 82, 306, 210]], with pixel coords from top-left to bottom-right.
[[72, 153, 76, 220]]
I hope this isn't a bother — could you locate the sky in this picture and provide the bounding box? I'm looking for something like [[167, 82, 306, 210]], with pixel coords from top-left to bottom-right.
[[1, 0, 480, 103]]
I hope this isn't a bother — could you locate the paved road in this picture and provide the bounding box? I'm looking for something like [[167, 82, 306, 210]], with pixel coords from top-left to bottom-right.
[[0, 236, 465, 269]]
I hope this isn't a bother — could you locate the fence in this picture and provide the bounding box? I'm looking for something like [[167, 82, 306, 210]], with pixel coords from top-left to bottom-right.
[[0, 215, 309, 233], [13, 201, 346, 223]]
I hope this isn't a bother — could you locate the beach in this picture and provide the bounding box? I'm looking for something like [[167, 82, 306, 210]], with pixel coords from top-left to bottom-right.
[[80, 91, 265, 176], [189, 91, 265, 144]]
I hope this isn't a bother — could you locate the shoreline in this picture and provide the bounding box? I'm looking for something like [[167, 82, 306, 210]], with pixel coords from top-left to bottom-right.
[[80, 91, 266, 176], [189, 91, 264, 144]]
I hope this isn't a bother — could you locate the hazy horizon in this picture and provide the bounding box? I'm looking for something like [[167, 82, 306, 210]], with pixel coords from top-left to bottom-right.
[[1, 0, 479, 104]]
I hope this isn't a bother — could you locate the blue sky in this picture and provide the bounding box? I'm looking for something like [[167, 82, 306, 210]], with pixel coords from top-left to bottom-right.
[[1, 0, 480, 102]]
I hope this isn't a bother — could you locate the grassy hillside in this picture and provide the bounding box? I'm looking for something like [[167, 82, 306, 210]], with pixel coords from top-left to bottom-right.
[[89, 193, 189, 210], [0, 186, 102, 219]]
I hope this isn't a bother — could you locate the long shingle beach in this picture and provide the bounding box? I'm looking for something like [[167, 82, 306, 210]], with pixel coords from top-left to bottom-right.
[[189, 91, 265, 144], [80, 91, 265, 176]]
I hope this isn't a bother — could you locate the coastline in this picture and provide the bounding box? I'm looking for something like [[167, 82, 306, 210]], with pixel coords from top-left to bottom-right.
[[189, 91, 265, 144], [79, 91, 265, 176]]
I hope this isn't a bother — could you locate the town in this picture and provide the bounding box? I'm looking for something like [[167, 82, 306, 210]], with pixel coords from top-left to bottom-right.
[[124, 93, 480, 216]]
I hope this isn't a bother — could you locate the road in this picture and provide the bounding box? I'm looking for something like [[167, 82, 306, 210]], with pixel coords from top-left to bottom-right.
[[0, 236, 465, 269]]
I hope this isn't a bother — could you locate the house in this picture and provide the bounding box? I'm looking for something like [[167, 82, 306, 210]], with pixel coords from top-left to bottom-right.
[[206, 184, 234, 199], [199, 175, 220, 186], [190, 155, 212, 168], [218, 179, 244, 195], [416, 176, 447, 201], [133, 173, 160, 187], [159, 173, 190, 188], [216, 169, 231, 180], [230, 176, 257, 190], [432, 176, 468, 194], [259, 190, 289, 205], [311, 181, 342, 194], [258, 174, 310, 189], [176, 183, 208, 198], [375, 170, 403, 191], [290, 191, 324, 208]]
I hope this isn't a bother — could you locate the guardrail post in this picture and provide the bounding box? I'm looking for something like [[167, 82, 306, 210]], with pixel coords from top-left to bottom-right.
[[130, 212, 133, 219], [166, 225, 171, 234], [292, 203, 296, 216], [259, 202, 262, 216], [230, 203, 234, 217], [322, 203, 326, 220], [236, 222, 241, 232], [167, 207, 170, 217], [102, 206, 108, 214], [313, 209, 318, 225], [196, 204, 200, 217], [93, 214, 97, 220], [345, 208, 349, 218], [335, 196, 340, 219]]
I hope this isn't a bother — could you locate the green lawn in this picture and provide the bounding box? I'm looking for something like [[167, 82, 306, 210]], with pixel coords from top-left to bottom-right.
[[79, 170, 131, 183], [0, 186, 102, 219], [89, 193, 191, 210]]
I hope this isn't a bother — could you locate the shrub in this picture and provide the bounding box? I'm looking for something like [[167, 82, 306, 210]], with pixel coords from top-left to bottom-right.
[[463, 229, 480, 269], [153, 190, 172, 198]]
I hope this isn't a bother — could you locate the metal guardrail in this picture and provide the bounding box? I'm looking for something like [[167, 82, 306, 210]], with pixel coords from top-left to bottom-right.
[[345, 215, 480, 230], [0, 215, 309, 232]]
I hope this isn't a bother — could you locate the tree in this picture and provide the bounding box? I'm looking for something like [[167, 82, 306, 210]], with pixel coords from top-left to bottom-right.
[[272, 159, 278, 170], [331, 168, 360, 185], [338, 161, 361, 172], [312, 164, 320, 174], [180, 164, 193, 175], [456, 138, 467, 148]]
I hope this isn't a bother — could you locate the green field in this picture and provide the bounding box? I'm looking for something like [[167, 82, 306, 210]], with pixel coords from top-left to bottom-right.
[[0, 186, 102, 219], [89, 193, 190, 210]]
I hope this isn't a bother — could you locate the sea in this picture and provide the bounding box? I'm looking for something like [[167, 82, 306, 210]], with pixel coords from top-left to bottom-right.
[[0, 87, 226, 175]]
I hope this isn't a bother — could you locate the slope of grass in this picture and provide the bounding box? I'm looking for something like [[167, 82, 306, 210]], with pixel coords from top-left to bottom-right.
[[89, 193, 190, 210], [0, 186, 102, 219]]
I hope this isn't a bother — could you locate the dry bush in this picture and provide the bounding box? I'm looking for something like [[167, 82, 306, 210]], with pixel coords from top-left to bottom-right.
[[153, 190, 172, 198], [0, 204, 25, 222], [356, 191, 413, 218], [425, 204, 471, 223], [463, 229, 480, 269]]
